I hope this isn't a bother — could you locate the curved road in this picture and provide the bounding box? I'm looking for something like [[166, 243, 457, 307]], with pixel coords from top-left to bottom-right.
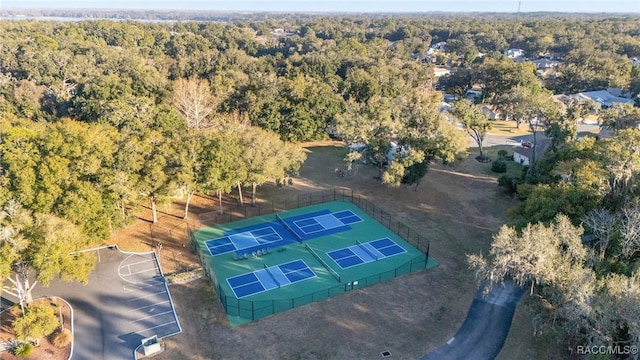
[[420, 280, 525, 360], [422, 124, 598, 360]]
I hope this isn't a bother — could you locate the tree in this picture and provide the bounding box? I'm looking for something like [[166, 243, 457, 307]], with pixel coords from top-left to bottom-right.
[[238, 126, 306, 206], [0, 201, 95, 309], [508, 183, 601, 227], [599, 103, 640, 131], [451, 99, 492, 160], [13, 304, 60, 346], [196, 127, 244, 213], [135, 131, 175, 224], [497, 85, 560, 171], [598, 129, 640, 208], [583, 208, 618, 261], [469, 214, 591, 295], [172, 78, 218, 130]]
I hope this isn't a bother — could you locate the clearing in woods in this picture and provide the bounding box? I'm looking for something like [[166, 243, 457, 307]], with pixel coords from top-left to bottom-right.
[[111, 141, 559, 359]]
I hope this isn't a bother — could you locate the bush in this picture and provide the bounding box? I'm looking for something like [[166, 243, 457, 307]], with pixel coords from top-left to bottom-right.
[[13, 303, 60, 345], [497, 149, 508, 159], [491, 159, 507, 173], [13, 343, 33, 357], [498, 175, 519, 195], [51, 328, 73, 348]]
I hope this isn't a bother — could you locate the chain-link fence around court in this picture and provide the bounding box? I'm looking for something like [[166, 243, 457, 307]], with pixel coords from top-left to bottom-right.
[[188, 188, 432, 322]]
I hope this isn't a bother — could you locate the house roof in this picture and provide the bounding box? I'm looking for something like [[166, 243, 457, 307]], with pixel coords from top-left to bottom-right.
[[512, 138, 551, 159], [530, 58, 560, 69], [571, 90, 634, 108]]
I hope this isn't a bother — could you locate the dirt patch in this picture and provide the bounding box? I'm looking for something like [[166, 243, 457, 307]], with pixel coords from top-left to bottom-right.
[[0, 298, 72, 360]]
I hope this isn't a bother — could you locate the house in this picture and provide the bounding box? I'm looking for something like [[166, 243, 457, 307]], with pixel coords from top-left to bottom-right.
[[431, 41, 447, 52], [444, 94, 459, 103], [480, 104, 511, 120], [465, 89, 483, 101], [504, 48, 525, 59], [530, 58, 560, 70], [512, 138, 550, 166], [386, 142, 409, 162], [569, 89, 634, 108]]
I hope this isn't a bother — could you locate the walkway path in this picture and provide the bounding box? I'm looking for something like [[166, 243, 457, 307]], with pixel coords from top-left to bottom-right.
[[420, 280, 524, 360]]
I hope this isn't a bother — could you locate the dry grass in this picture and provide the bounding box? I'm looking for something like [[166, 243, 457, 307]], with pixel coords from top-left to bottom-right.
[[486, 120, 533, 136], [110, 140, 560, 359]]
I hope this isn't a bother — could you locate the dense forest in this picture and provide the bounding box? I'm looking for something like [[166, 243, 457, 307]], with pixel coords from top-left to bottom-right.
[[1, 15, 640, 357]]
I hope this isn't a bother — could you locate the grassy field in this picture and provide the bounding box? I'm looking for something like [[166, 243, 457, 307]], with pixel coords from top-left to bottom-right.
[[112, 140, 562, 359], [460, 145, 525, 179], [486, 120, 532, 136]]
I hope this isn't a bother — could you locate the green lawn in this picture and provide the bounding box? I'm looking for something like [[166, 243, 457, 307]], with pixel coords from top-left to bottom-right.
[[457, 145, 525, 179], [486, 120, 532, 136]]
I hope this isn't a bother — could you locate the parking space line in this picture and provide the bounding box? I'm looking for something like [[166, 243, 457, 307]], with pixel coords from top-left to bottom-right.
[[123, 282, 164, 292], [128, 291, 168, 302], [137, 320, 178, 334], [131, 310, 174, 323], [122, 267, 159, 277], [128, 300, 170, 312]]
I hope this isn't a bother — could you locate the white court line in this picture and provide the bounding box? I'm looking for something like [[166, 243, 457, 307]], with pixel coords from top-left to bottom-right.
[[327, 250, 357, 262], [206, 238, 235, 256], [123, 259, 155, 267], [122, 267, 159, 277], [281, 268, 317, 282], [297, 215, 345, 235], [128, 291, 168, 302], [128, 300, 170, 312], [119, 265, 131, 276], [131, 310, 174, 323], [136, 320, 179, 335], [232, 280, 268, 298], [123, 282, 164, 292], [118, 254, 161, 284], [334, 211, 364, 224]]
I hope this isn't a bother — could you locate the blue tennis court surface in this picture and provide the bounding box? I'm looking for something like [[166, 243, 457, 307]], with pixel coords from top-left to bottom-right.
[[327, 237, 407, 269], [290, 210, 362, 239], [206, 225, 284, 256], [206, 210, 364, 256], [227, 259, 316, 298]]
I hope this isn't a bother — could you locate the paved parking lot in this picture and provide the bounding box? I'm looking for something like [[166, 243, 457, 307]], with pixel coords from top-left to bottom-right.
[[31, 247, 181, 360]]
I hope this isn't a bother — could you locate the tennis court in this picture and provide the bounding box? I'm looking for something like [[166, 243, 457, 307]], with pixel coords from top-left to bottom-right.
[[227, 259, 316, 298], [327, 237, 406, 269], [191, 200, 434, 326]]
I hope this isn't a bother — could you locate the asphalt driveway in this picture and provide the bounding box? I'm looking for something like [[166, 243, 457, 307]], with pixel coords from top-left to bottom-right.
[[420, 280, 524, 360], [30, 247, 181, 360]]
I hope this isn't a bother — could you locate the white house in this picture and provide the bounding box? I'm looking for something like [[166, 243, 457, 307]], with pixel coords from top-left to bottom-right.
[[512, 147, 531, 166], [530, 58, 560, 70], [386, 142, 409, 162], [570, 89, 634, 108], [512, 139, 550, 166], [504, 48, 525, 59]]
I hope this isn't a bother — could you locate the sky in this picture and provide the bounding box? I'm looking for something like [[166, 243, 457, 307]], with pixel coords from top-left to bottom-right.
[[2, 0, 640, 13]]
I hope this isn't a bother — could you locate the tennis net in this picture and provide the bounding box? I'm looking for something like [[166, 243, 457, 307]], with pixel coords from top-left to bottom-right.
[[356, 240, 379, 260], [305, 243, 341, 283], [263, 264, 281, 288], [275, 213, 302, 242]]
